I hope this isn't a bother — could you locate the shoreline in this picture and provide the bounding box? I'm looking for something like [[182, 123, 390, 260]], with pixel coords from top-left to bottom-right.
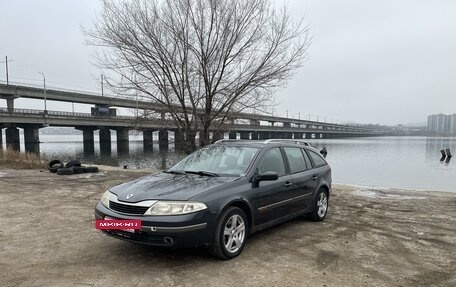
[[334, 182, 456, 197]]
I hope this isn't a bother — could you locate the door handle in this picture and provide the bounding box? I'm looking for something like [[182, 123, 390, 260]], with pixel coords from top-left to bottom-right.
[[312, 175, 318, 181], [284, 181, 293, 187]]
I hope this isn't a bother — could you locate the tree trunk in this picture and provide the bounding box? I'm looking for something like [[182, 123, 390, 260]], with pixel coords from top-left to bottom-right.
[[201, 121, 211, 148], [184, 130, 197, 153]]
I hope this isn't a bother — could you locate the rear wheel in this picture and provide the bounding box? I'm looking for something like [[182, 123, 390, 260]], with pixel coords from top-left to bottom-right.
[[309, 188, 329, 221], [209, 207, 248, 260]]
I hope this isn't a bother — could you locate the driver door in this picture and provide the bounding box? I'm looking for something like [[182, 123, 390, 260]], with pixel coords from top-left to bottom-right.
[[251, 147, 295, 226]]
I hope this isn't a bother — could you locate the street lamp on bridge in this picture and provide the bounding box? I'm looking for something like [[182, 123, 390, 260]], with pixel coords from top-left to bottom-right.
[[38, 72, 47, 113], [38, 72, 48, 126]]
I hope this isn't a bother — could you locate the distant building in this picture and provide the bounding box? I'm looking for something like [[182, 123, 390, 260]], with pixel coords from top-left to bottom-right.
[[427, 113, 455, 134], [449, 114, 456, 134]]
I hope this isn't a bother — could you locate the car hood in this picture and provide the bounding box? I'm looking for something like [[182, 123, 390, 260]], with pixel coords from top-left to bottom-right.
[[110, 172, 239, 203]]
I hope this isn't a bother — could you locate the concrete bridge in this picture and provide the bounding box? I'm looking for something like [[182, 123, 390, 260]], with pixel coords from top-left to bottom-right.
[[0, 83, 386, 154]]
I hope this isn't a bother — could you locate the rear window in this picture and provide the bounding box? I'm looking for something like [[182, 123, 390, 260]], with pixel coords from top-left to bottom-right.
[[307, 150, 327, 168]]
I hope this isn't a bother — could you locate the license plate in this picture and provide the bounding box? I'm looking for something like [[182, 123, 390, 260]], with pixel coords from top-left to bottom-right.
[[104, 216, 135, 233]]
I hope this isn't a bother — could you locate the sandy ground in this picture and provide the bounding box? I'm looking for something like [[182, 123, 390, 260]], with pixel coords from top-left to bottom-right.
[[0, 168, 455, 287]]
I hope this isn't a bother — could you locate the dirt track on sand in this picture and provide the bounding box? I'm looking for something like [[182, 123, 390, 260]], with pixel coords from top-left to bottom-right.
[[0, 169, 455, 287]]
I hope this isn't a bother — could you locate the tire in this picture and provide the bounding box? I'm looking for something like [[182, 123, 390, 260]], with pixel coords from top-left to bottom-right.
[[57, 167, 74, 175], [48, 160, 64, 173], [65, 159, 81, 168], [84, 166, 99, 173], [209, 207, 249, 260], [309, 188, 329, 222], [71, 166, 86, 174]]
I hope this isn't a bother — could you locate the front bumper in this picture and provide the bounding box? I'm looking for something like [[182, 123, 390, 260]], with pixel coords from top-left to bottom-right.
[[94, 202, 216, 247]]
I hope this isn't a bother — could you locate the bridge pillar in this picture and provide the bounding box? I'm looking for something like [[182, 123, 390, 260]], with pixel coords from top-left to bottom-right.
[[116, 129, 129, 155], [143, 130, 154, 153], [251, 131, 258, 140], [159, 129, 169, 151], [0, 128, 3, 149], [23, 126, 40, 154], [228, 131, 237, 139], [258, 131, 270, 140], [240, 131, 250, 140], [294, 132, 303, 139], [77, 128, 96, 156], [99, 127, 112, 156], [2, 95, 18, 113], [174, 130, 185, 151], [6, 127, 20, 150]]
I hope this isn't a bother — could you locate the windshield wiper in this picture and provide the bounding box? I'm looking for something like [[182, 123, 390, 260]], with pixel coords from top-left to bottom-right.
[[184, 170, 219, 177], [163, 170, 186, 175]]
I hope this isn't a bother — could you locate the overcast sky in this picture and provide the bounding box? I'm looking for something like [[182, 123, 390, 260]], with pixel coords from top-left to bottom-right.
[[0, 0, 455, 125]]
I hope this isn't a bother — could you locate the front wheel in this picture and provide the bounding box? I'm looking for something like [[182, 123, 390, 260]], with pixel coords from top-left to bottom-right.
[[209, 207, 248, 260], [309, 188, 329, 221]]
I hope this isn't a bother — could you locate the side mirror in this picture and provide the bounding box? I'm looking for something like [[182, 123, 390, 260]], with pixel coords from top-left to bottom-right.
[[251, 170, 279, 188], [258, 171, 279, 181]]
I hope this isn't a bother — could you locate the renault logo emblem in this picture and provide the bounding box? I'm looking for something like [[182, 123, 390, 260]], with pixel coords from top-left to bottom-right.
[[126, 194, 134, 199]]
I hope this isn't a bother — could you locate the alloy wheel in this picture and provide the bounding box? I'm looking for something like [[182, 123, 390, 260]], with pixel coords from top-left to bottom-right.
[[223, 214, 246, 253], [317, 192, 328, 218]]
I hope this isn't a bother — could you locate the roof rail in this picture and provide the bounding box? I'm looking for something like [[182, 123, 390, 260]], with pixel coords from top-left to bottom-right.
[[263, 139, 311, 146], [214, 139, 251, 144]]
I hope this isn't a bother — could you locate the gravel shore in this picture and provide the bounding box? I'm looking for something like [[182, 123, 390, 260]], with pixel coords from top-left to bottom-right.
[[0, 168, 455, 287]]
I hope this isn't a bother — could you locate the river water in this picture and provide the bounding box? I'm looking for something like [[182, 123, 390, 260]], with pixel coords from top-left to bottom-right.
[[5, 135, 456, 192]]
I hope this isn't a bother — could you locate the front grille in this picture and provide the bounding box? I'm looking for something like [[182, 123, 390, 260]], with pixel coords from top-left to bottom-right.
[[109, 201, 149, 215]]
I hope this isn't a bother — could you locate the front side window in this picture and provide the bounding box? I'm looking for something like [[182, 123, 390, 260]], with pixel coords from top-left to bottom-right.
[[257, 148, 286, 176], [307, 150, 327, 168], [169, 145, 259, 176], [284, 147, 307, 173]]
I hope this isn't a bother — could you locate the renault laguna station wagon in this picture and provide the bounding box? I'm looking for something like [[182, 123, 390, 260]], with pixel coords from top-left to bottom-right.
[[95, 139, 332, 259]]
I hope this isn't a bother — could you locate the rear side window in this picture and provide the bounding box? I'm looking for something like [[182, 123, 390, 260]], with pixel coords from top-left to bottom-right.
[[307, 150, 327, 168], [301, 149, 313, 169], [257, 148, 286, 176], [284, 147, 307, 173]]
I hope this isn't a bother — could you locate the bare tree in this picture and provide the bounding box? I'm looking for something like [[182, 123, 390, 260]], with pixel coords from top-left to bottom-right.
[[84, 0, 310, 152]]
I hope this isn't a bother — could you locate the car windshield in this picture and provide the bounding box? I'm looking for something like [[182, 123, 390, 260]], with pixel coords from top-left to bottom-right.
[[168, 145, 260, 177]]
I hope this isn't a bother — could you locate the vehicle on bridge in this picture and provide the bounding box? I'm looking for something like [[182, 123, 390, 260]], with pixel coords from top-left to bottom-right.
[[95, 139, 332, 259]]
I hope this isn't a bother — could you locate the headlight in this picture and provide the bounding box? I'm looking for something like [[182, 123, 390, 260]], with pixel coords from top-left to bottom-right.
[[100, 190, 112, 208], [144, 201, 207, 216]]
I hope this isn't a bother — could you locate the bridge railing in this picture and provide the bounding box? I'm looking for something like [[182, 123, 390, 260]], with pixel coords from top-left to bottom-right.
[[0, 107, 138, 120]]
